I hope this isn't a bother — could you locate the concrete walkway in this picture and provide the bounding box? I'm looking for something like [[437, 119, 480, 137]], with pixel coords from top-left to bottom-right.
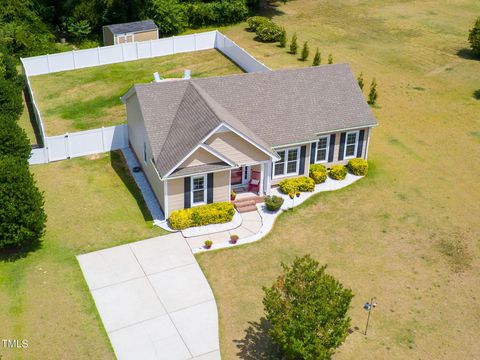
[[77, 233, 220, 360]]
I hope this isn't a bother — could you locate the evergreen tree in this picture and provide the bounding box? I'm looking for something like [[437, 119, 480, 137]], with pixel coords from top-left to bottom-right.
[[368, 78, 378, 105], [328, 53, 333, 64], [312, 48, 321, 66], [300, 41, 309, 61], [468, 17, 480, 56], [289, 33, 298, 54], [357, 72, 364, 90], [279, 30, 287, 48]]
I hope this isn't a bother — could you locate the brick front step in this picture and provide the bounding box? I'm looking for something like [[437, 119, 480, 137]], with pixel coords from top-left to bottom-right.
[[235, 204, 258, 213], [233, 196, 264, 213]]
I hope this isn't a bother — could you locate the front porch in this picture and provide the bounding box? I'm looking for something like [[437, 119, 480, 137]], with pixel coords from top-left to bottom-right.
[[230, 162, 270, 213]]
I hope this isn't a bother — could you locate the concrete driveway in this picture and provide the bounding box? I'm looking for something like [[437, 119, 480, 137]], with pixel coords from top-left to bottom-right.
[[77, 233, 220, 360]]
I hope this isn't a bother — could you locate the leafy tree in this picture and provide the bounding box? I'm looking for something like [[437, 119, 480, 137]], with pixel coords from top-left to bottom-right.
[[468, 17, 480, 56], [328, 53, 333, 64], [255, 21, 284, 43], [300, 41, 309, 61], [0, 120, 31, 160], [263, 255, 353, 360], [0, 77, 24, 122], [148, 0, 187, 36], [289, 33, 297, 54], [0, 156, 46, 249], [279, 30, 287, 48], [64, 18, 92, 42], [368, 78, 378, 105], [312, 48, 321, 66], [357, 72, 364, 90]]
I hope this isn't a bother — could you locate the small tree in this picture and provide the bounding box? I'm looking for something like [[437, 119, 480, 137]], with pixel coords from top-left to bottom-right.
[[312, 48, 321, 66], [0, 120, 32, 160], [289, 33, 298, 54], [328, 53, 333, 64], [263, 255, 353, 360], [279, 30, 287, 48], [468, 17, 480, 56], [357, 72, 364, 91], [368, 78, 378, 105], [300, 41, 309, 61], [0, 156, 46, 249]]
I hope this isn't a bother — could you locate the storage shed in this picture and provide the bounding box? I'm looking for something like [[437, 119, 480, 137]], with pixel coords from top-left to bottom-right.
[[102, 20, 159, 46]]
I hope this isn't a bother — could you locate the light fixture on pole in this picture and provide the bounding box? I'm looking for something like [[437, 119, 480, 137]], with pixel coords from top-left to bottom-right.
[[363, 297, 377, 336]]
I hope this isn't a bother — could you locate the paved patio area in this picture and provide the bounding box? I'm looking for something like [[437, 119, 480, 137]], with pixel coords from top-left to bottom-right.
[[77, 233, 220, 360]]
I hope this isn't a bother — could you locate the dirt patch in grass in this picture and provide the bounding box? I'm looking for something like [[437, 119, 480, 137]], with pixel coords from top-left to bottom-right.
[[435, 231, 473, 273]]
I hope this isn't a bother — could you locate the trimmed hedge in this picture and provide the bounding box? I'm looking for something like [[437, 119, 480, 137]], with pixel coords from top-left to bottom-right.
[[265, 195, 284, 212], [279, 176, 315, 194], [169, 202, 235, 230], [256, 21, 284, 42], [347, 158, 368, 176], [329, 165, 347, 180], [309, 164, 327, 184], [246, 16, 269, 32]]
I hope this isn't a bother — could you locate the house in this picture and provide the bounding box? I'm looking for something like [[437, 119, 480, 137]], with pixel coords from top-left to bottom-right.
[[102, 20, 158, 46], [121, 64, 377, 217]]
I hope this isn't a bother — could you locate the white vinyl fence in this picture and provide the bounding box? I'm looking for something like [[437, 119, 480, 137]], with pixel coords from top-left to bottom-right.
[[22, 31, 270, 165]]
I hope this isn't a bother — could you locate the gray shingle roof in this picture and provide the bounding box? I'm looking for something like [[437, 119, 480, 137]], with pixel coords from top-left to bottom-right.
[[105, 20, 157, 35], [130, 64, 377, 178]]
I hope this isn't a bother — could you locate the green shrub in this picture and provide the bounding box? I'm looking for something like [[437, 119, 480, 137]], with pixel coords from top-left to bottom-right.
[[149, 0, 187, 36], [368, 78, 378, 105], [347, 158, 368, 176], [468, 17, 480, 56], [279, 176, 315, 194], [279, 30, 287, 47], [328, 53, 333, 64], [329, 165, 347, 180], [312, 48, 321, 66], [0, 120, 32, 160], [246, 16, 269, 32], [0, 156, 46, 249], [300, 41, 309, 61], [289, 33, 298, 54], [309, 164, 327, 184], [255, 21, 284, 42], [169, 202, 235, 230], [264, 195, 284, 212]]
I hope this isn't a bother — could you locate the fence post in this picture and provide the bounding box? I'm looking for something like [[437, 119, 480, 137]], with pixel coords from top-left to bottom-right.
[[101, 127, 106, 152], [136, 42, 139, 59], [65, 133, 71, 159], [123, 124, 128, 148], [97, 47, 101, 65], [194, 33, 197, 51], [149, 39, 153, 58], [121, 43, 125, 61], [172, 36, 175, 54], [46, 54, 51, 73], [72, 50, 76, 69]]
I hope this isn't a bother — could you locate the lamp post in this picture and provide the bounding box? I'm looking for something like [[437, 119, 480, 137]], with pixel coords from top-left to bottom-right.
[[363, 297, 377, 336]]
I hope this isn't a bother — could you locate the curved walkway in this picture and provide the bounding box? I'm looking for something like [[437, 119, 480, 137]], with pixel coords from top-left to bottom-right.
[[77, 233, 220, 360]]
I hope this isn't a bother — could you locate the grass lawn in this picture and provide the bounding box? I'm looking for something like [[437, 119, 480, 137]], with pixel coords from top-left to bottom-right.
[[28, 49, 242, 135], [195, 1, 480, 359], [0, 151, 167, 359]]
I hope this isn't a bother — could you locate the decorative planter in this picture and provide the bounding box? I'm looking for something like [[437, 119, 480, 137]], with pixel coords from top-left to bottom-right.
[[230, 235, 239, 244]]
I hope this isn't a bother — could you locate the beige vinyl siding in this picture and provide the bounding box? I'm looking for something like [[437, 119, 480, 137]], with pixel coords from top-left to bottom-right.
[[126, 93, 165, 211], [167, 177, 184, 215], [133, 30, 158, 42], [213, 171, 230, 203], [179, 148, 222, 168], [102, 27, 114, 46], [206, 131, 270, 165], [320, 127, 370, 167]]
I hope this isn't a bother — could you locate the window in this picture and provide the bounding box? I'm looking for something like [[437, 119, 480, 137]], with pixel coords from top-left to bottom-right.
[[315, 136, 330, 163], [191, 175, 206, 205], [344, 131, 359, 159], [273, 147, 300, 178]]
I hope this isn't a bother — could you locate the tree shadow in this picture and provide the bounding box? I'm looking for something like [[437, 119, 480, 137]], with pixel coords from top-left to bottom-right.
[[110, 150, 153, 222], [456, 48, 479, 60], [22, 86, 44, 147], [473, 89, 480, 100], [234, 317, 281, 360], [256, 0, 286, 18], [0, 237, 43, 263]]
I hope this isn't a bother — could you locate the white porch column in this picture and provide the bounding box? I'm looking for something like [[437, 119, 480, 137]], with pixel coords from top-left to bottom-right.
[[264, 161, 272, 195], [259, 163, 265, 196]]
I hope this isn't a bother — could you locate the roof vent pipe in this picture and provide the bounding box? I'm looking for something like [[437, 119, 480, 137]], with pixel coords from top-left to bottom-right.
[[183, 69, 191, 79], [153, 72, 161, 83]]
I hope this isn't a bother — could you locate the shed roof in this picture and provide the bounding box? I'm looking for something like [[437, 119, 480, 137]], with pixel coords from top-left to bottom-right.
[[105, 20, 157, 35]]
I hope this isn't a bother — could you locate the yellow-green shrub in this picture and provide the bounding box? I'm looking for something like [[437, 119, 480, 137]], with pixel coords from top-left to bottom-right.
[[309, 164, 327, 184], [279, 176, 315, 194], [329, 165, 347, 180], [169, 202, 235, 230], [347, 158, 369, 176]]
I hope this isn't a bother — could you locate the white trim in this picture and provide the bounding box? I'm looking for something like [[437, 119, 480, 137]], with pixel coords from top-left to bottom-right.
[[228, 169, 232, 199], [163, 121, 279, 179], [191, 174, 207, 206], [272, 146, 301, 179], [315, 135, 330, 164], [315, 124, 377, 136], [364, 128, 370, 159], [166, 167, 232, 180], [163, 179, 169, 217], [344, 130, 360, 160], [199, 144, 236, 166], [272, 140, 315, 149]]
